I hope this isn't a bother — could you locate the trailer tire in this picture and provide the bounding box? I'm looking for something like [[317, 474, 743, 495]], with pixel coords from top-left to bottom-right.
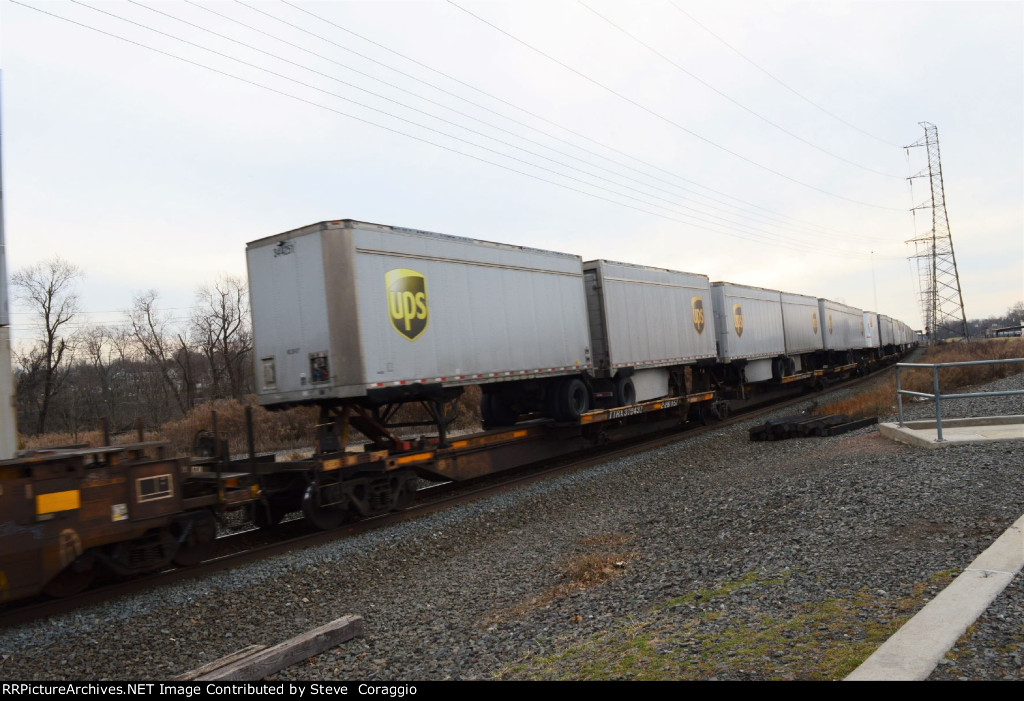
[[482, 393, 518, 427], [555, 378, 590, 421], [614, 375, 636, 407]]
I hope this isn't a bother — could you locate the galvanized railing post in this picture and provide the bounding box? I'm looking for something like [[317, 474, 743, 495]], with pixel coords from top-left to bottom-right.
[[893, 358, 1022, 443], [896, 365, 904, 427]]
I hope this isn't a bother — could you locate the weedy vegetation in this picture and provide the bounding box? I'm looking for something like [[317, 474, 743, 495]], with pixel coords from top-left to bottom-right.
[[820, 338, 1023, 420]]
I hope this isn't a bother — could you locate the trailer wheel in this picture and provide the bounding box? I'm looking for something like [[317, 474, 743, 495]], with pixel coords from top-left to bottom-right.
[[555, 378, 590, 421], [614, 376, 636, 407], [772, 357, 786, 381], [482, 393, 519, 427]]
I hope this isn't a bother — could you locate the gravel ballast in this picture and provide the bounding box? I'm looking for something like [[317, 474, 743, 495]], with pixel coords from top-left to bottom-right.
[[1, 371, 1021, 681]]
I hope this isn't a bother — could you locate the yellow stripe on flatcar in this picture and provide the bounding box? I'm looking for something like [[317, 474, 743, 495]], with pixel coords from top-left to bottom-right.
[[396, 452, 433, 465], [35, 490, 81, 515], [321, 458, 342, 472]]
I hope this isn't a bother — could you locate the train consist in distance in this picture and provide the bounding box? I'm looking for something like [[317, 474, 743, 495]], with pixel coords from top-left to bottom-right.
[[0, 219, 916, 603]]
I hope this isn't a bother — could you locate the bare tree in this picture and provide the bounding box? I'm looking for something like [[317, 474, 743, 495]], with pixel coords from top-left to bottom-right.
[[11, 257, 82, 434], [192, 275, 253, 399], [126, 290, 197, 416]]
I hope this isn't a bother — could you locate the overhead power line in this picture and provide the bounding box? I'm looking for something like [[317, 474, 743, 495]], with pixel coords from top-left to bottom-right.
[[446, 0, 902, 211], [271, 0, 893, 239], [130, 0, 843, 247], [11, 1, 903, 261], [578, 1, 901, 179], [668, 1, 902, 148], [64, 0, 884, 256], [131, 0, 894, 249]]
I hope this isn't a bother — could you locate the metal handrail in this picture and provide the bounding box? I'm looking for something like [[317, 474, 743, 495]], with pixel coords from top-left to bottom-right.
[[896, 358, 1024, 441]]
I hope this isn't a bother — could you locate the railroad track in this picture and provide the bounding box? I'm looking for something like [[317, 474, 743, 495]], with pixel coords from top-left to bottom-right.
[[0, 362, 900, 628]]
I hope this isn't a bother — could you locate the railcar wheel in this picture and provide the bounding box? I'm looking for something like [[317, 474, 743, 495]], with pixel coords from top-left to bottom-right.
[[614, 376, 636, 407], [252, 498, 286, 529], [42, 562, 95, 598], [689, 402, 710, 425], [301, 484, 347, 531], [172, 511, 217, 567], [392, 476, 419, 511]]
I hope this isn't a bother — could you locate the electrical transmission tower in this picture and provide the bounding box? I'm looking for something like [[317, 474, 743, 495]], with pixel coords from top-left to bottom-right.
[[905, 121, 969, 342]]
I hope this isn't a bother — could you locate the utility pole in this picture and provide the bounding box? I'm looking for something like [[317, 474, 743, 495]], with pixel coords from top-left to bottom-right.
[[0, 69, 18, 457], [870, 250, 878, 312], [905, 122, 969, 343]]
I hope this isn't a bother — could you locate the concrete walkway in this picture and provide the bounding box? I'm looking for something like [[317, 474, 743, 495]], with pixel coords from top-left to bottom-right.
[[879, 415, 1024, 449], [846, 512, 1024, 681]]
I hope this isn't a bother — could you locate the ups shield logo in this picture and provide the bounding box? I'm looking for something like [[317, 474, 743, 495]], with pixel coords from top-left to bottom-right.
[[691, 297, 705, 334], [828, 313, 834, 335], [385, 268, 429, 341], [733, 304, 744, 337], [812, 311, 818, 334]]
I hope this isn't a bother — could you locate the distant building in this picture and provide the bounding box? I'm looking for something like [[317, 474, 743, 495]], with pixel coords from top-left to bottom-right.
[[988, 324, 1024, 338]]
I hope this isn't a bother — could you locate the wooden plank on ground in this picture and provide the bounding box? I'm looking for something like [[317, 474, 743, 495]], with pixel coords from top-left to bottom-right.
[[172, 644, 267, 681], [196, 615, 363, 681]]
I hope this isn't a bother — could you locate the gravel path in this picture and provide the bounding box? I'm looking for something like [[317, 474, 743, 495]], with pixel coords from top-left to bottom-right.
[[1, 371, 1021, 681]]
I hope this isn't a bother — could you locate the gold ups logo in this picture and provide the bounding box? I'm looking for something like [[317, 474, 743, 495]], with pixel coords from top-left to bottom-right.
[[386, 268, 429, 341], [812, 311, 819, 334], [691, 297, 705, 334], [828, 313, 834, 335], [733, 304, 744, 337]]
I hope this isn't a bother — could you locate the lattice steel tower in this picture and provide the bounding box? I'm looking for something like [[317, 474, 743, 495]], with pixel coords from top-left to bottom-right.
[[905, 122, 969, 342]]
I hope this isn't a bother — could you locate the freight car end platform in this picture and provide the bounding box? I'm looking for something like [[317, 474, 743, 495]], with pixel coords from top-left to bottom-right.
[[0, 441, 259, 602]]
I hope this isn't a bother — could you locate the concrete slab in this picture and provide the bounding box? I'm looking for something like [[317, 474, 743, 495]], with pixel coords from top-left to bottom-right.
[[846, 513, 1024, 681], [879, 415, 1024, 449]]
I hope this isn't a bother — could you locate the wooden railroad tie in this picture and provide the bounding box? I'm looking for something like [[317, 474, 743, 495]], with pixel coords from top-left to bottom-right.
[[749, 414, 878, 441], [172, 614, 364, 681]]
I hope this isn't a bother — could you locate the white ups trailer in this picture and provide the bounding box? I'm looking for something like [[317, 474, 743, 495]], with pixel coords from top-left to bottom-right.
[[583, 260, 716, 402], [879, 314, 895, 348], [817, 298, 866, 354], [710, 282, 785, 383], [863, 311, 881, 350], [780, 292, 824, 355], [248, 220, 592, 409]]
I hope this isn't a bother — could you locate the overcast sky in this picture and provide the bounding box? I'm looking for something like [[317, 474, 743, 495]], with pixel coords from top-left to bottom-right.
[[2, 0, 1021, 345]]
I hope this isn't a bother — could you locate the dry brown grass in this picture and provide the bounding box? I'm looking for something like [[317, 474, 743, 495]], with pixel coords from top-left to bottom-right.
[[820, 338, 1023, 419], [21, 384, 487, 455], [564, 553, 629, 587], [20, 398, 321, 456], [485, 534, 633, 625]]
